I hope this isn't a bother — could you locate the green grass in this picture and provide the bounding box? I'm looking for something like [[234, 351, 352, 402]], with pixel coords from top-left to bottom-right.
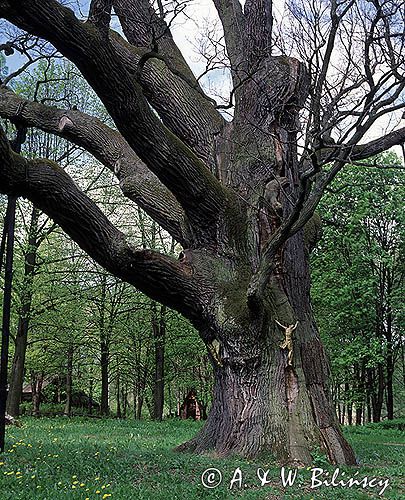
[[0, 417, 403, 499]]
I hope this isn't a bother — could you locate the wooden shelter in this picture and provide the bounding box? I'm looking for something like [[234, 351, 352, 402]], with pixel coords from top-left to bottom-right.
[[180, 389, 204, 420]]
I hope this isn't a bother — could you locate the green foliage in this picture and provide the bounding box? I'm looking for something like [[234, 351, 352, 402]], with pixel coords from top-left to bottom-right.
[[311, 154, 404, 413], [364, 419, 405, 432], [0, 52, 8, 78]]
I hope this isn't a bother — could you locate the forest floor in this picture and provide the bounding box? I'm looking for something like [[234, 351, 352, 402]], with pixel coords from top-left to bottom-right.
[[0, 417, 403, 499]]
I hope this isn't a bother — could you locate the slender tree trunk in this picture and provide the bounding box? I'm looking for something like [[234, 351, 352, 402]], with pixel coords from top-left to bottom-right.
[[369, 365, 384, 423], [337, 385, 342, 424], [347, 401, 353, 426], [344, 382, 351, 425], [100, 340, 109, 416], [375, 364, 384, 422], [88, 378, 94, 415], [386, 357, 394, 420], [56, 376, 62, 404], [122, 383, 128, 418], [99, 276, 110, 416], [136, 393, 144, 420], [386, 304, 394, 419], [7, 207, 40, 417], [152, 303, 166, 421], [64, 344, 73, 416], [355, 406, 363, 426], [367, 394, 372, 423]]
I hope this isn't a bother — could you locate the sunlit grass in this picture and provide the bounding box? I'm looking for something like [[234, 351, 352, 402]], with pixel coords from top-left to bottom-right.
[[0, 417, 403, 499]]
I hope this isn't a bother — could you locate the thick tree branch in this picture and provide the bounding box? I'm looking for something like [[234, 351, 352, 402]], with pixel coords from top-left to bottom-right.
[[0, 0, 228, 242], [111, 0, 225, 170], [0, 86, 188, 245], [0, 125, 203, 323], [318, 127, 405, 165], [112, 0, 195, 80], [244, 0, 273, 61], [350, 127, 405, 162], [110, 31, 224, 170], [212, 0, 245, 68]]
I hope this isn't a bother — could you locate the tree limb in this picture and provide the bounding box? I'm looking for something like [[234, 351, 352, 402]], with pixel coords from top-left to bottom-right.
[[211, 0, 245, 68], [350, 127, 405, 162], [110, 1, 225, 170], [0, 86, 188, 245], [318, 127, 405, 165], [0, 124, 203, 323], [0, 0, 228, 241]]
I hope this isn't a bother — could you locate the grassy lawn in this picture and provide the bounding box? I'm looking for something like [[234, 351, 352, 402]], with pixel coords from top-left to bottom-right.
[[0, 417, 403, 499]]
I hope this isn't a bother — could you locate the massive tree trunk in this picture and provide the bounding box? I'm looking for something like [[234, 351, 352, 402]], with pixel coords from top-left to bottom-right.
[[176, 241, 354, 464], [2, 0, 403, 466], [173, 54, 354, 464]]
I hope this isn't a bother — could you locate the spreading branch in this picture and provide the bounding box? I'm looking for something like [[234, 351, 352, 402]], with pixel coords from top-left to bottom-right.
[[0, 0, 228, 241], [0, 124, 203, 323], [110, 0, 225, 169], [0, 86, 187, 245]]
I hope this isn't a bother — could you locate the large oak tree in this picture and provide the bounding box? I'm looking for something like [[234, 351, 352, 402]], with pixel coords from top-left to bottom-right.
[[0, 0, 404, 464]]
